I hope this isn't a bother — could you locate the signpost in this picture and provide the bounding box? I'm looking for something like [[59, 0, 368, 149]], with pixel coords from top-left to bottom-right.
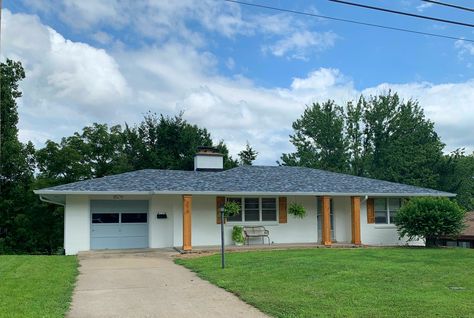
[[220, 207, 225, 269]]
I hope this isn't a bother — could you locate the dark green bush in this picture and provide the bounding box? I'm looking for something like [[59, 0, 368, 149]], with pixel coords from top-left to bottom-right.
[[395, 197, 466, 247]]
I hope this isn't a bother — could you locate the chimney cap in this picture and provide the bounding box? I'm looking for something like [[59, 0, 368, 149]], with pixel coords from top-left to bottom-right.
[[195, 146, 224, 157]]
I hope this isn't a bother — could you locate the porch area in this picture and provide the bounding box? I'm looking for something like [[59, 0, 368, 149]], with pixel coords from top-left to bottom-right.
[[179, 195, 364, 251]]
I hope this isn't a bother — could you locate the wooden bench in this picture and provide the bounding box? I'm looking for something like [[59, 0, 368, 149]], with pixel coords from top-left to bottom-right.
[[243, 226, 270, 245]]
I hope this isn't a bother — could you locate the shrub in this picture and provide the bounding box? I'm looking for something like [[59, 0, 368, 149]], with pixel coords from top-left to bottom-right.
[[288, 202, 307, 218], [232, 226, 245, 244], [395, 197, 466, 247]]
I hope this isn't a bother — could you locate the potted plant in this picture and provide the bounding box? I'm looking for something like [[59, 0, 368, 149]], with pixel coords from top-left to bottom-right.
[[223, 201, 241, 220], [288, 202, 307, 219], [232, 226, 245, 246]]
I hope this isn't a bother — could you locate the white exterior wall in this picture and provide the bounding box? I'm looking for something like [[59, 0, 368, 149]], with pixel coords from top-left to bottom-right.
[[266, 196, 318, 244], [149, 195, 178, 248], [359, 199, 424, 246], [64, 195, 90, 255], [61, 194, 424, 254]]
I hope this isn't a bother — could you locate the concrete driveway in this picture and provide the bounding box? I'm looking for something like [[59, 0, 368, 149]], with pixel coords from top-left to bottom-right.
[[68, 250, 268, 318]]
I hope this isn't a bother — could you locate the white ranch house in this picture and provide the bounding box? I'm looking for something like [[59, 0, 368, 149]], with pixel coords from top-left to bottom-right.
[[34, 147, 454, 255]]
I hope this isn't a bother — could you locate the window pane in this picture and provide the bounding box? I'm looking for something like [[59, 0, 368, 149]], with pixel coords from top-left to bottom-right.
[[375, 211, 388, 224], [244, 198, 260, 221], [389, 210, 397, 224], [262, 198, 276, 209], [92, 213, 119, 223], [226, 198, 242, 222], [121, 213, 147, 223], [375, 199, 386, 211], [262, 198, 276, 221], [389, 198, 401, 211]]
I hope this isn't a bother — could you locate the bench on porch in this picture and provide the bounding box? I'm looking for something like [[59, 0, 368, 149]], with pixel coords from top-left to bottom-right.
[[243, 226, 270, 245]]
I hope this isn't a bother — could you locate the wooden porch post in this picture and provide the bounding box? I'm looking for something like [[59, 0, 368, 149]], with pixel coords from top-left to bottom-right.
[[351, 196, 361, 245], [182, 195, 192, 251], [321, 196, 332, 246]]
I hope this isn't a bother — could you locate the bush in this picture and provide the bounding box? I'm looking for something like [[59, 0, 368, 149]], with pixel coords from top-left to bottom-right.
[[288, 202, 306, 218], [395, 197, 466, 247]]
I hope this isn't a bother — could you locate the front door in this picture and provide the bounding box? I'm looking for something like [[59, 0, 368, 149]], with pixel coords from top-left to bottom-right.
[[317, 198, 335, 242]]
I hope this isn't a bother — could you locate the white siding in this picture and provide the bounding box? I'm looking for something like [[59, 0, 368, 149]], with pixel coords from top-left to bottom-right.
[[266, 196, 318, 244], [61, 194, 425, 254], [149, 195, 176, 248], [64, 195, 90, 255], [360, 199, 424, 246]]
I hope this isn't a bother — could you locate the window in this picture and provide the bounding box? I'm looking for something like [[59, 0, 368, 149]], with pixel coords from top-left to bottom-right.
[[375, 198, 401, 224], [226, 197, 277, 222], [244, 198, 260, 221], [262, 198, 277, 221], [92, 213, 119, 223], [121, 213, 147, 223]]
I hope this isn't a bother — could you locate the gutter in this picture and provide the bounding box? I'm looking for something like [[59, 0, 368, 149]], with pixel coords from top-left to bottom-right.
[[34, 190, 456, 197], [39, 194, 65, 206]]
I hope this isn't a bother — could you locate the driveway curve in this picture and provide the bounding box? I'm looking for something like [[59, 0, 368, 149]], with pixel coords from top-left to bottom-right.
[[68, 249, 268, 318]]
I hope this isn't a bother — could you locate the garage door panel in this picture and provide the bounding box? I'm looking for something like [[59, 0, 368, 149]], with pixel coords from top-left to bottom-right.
[[91, 237, 122, 250], [120, 224, 147, 236], [119, 236, 148, 249], [90, 200, 149, 213], [91, 225, 121, 237]]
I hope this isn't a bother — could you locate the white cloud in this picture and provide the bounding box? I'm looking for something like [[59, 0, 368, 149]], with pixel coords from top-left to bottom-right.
[[2, 9, 473, 166], [2, 9, 130, 138], [416, 2, 433, 12], [455, 40, 474, 57], [22, 0, 336, 60], [263, 31, 338, 60]]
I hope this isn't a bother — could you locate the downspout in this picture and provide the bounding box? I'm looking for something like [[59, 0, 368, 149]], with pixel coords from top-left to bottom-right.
[[39, 195, 65, 206]]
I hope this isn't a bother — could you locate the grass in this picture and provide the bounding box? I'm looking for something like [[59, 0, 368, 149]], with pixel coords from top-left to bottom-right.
[[176, 248, 474, 318], [0, 255, 78, 318]]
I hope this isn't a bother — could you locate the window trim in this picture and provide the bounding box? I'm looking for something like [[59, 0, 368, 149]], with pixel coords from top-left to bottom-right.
[[225, 196, 279, 224], [374, 198, 401, 225]]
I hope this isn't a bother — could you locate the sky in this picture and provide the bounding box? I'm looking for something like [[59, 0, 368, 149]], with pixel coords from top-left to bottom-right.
[[2, 0, 474, 164]]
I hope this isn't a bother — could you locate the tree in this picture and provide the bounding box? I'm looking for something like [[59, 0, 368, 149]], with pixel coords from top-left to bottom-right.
[[281, 92, 445, 189], [362, 92, 444, 187], [281, 100, 348, 172], [346, 98, 365, 176], [122, 112, 237, 171], [395, 197, 466, 247], [0, 60, 37, 253], [238, 142, 258, 165], [36, 123, 129, 183], [438, 149, 474, 210]]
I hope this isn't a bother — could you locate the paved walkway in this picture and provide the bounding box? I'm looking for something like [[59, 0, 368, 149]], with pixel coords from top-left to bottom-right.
[[68, 250, 268, 318]]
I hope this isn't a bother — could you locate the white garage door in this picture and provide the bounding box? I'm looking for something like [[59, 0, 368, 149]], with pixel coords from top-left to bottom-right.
[[90, 200, 149, 250]]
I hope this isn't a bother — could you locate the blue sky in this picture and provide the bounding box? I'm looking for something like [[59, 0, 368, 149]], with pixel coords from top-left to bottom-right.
[[2, 0, 474, 163]]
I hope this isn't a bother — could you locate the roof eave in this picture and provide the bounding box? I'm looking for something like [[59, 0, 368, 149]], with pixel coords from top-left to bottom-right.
[[33, 189, 456, 197]]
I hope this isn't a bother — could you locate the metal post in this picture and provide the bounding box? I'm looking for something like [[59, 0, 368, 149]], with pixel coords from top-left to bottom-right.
[[220, 207, 225, 269]]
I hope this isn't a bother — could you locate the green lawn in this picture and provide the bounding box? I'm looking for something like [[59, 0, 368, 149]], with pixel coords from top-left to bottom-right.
[[176, 248, 474, 318], [0, 255, 78, 318]]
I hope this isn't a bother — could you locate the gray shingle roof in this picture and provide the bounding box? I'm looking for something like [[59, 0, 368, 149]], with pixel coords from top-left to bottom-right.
[[35, 166, 454, 196]]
